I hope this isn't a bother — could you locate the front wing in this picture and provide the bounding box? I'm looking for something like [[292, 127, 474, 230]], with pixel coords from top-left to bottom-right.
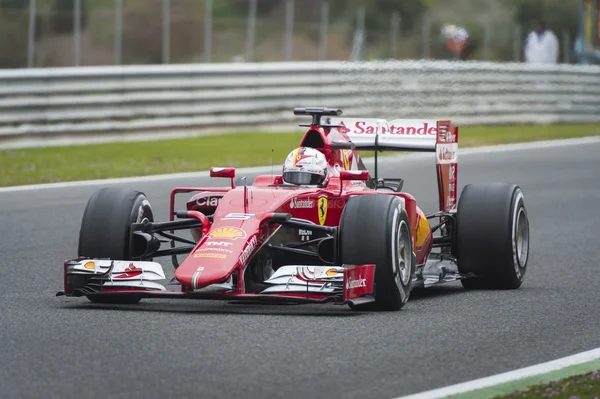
[[57, 253, 471, 306], [57, 259, 377, 307]]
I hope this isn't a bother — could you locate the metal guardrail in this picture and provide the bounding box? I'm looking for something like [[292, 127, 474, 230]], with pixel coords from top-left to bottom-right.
[[1, 60, 600, 149]]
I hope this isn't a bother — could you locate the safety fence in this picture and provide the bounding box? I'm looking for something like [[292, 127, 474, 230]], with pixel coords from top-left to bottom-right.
[[1, 60, 599, 148]]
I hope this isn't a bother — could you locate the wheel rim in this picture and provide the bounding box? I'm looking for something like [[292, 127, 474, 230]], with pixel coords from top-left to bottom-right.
[[515, 207, 529, 267], [396, 220, 412, 286]]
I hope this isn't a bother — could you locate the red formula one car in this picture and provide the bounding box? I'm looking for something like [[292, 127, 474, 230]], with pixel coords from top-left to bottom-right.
[[58, 107, 530, 311]]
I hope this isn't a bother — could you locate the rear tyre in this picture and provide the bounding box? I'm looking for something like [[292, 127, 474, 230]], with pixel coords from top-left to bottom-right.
[[78, 188, 154, 304], [339, 195, 415, 311], [456, 183, 529, 289]]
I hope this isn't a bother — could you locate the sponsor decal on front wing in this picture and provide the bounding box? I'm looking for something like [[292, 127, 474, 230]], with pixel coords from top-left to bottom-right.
[[238, 235, 258, 267], [343, 264, 375, 302], [114, 263, 143, 279], [195, 247, 232, 254], [204, 241, 233, 247], [193, 253, 227, 259], [69, 260, 166, 280], [346, 276, 367, 289], [83, 261, 95, 270]]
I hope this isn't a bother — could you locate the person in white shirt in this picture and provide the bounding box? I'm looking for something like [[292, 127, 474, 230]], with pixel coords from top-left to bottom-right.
[[524, 20, 559, 64]]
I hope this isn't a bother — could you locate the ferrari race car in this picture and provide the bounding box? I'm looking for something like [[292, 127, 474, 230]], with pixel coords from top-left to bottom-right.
[[57, 107, 530, 311]]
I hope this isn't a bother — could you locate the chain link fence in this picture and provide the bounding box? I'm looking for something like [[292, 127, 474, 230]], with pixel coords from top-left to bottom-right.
[[0, 0, 577, 68]]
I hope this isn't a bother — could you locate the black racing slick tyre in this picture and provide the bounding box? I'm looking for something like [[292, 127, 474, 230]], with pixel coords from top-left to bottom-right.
[[456, 183, 530, 289], [339, 195, 415, 311], [78, 188, 154, 304]]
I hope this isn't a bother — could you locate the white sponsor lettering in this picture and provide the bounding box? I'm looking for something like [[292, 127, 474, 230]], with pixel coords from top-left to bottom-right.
[[299, 229, 313, 241], [346, 276, 367, 289], [204, 241, 233, 247], [290, 198, 315, 209], [239, 236, 258, 267], [196, 196, 221, 207], [446, 130, 457, 143], [449, 165, 456, 181], [222, 213, 255, 220], [437, 125, 456, 143], [438, 126, 447, 141]]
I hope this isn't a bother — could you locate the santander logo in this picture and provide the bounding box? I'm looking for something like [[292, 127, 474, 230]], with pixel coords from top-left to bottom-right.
[[338, 121, 437, 136], [346, 276, 367, 289], [290, 198, 314, 209], [438, 147, 456, 162], [238, 235, 258, 267]]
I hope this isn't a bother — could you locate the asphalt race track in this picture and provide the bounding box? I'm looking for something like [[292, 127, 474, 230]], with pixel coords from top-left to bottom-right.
[[1, 139, 600, 399]]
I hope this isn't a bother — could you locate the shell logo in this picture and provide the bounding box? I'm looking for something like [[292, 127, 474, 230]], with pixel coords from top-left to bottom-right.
[[84, 261, 95, 270], [415, 212, 430, 248], [326, 268, 341, 276], [342, 150, 350, 170], [207, 227, 247, 240]]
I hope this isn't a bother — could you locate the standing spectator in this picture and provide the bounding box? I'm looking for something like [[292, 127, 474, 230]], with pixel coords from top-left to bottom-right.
[[441, 24, 478, 60], [524, 20, 559, 64]]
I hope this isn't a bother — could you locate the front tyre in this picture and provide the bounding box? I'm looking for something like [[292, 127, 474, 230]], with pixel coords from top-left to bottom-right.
[[339, 195, 415, 311], [78, 187, 154, 304], [456, 183, 530, 289]]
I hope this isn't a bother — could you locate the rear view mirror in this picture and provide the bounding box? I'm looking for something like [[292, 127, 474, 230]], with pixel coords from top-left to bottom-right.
[[340, 170, 370, 181], [210, 167, 235, 178], [210, 167, 236, 188]]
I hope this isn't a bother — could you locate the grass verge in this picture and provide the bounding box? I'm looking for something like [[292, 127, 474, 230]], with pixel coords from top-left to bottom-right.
[[1, 123, 599, 187], [444, 359, 600, 399], [491, 370, 600, 398]]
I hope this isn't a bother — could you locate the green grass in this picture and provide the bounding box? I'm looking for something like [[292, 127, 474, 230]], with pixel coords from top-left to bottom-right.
[[442, 359, 600, 399], [1, 123, 599, 188], [489, 369, 600, 399]]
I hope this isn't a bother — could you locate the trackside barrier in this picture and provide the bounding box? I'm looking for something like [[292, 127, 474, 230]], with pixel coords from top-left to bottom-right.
[[0, 60, 599, 148]]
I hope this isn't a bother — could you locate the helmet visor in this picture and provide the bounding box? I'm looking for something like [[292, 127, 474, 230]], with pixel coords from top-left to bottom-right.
[[283, 171, 324, 186]]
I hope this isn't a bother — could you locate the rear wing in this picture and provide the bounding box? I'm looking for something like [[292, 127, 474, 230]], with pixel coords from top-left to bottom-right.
[[328, 117, 438, 152], [329, 117, 458, 211]]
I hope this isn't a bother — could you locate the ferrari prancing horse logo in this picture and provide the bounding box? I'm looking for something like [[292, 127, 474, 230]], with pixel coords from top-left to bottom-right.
[[318, 197, 328, 225]]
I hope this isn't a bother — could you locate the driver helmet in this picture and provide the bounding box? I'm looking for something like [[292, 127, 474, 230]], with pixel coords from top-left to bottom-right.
[[282, 147, 328, 186]]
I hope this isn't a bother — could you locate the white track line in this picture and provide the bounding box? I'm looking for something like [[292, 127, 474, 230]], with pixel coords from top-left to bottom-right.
[[1, 136, 599, 194], [394, 347, 600, 399]]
